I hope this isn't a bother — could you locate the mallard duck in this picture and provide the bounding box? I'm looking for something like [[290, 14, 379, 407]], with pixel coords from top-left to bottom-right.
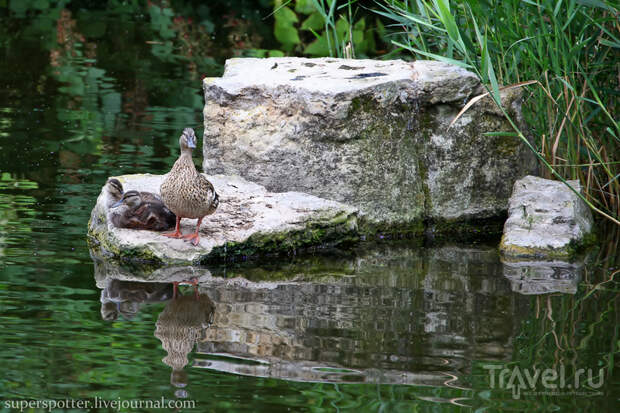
[[109, 190, 177, 231], [160, 128, 219, 246]]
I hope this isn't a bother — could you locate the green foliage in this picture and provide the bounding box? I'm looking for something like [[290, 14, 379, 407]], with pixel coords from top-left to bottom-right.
[[274, 5, 301, 51], [8, 0, 69, 17], [303, 15, 373, 56], [239, 48, 286, 58], [148, 4, 176, 39], [300, 10, 324, 31], [272, 0, 383, 58]]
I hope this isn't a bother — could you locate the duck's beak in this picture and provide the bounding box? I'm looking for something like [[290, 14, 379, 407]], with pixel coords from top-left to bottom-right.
[[111, 200, 123, 208], [188, 138, 196, 149]]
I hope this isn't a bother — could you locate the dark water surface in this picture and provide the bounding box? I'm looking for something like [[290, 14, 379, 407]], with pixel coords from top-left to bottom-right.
[[1, 6, 618, 413]]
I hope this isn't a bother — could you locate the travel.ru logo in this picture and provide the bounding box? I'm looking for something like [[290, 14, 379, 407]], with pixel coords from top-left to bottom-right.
[[483, 364, 604, 399]]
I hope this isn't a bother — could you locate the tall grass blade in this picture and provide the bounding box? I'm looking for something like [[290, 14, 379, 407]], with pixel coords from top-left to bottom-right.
[[391, 40, 472, 67]]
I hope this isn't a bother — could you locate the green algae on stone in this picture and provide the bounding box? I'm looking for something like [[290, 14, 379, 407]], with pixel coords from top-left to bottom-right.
[[202, 212, 359, 264], [500, 230, 597, 260], [357, 217, 425, 239]]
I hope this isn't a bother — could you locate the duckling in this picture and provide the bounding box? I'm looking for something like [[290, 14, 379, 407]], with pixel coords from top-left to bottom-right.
[[160, 128, 219, 246], [104, 177, 164, 208], [109, 190, 177, 231], [103, 178, 124, 209]]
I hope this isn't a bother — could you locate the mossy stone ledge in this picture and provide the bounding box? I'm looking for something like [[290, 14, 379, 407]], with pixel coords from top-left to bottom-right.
[[87, 174, 358, 265]]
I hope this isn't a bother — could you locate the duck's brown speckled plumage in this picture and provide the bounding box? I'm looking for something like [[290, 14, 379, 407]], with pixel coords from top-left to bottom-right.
[[160, 154, 218, 219], [109, 190, 176, 231], [159, 128, 218, 245]]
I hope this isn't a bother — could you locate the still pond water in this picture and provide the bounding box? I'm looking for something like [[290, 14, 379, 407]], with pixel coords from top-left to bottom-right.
[[0, 5, 618, 413]]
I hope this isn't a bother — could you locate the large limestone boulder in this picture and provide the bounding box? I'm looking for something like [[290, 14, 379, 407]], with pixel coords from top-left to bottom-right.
[[202, 57, 536, 232], [500, 176, 594, 258], [87, 174, 358, 265]]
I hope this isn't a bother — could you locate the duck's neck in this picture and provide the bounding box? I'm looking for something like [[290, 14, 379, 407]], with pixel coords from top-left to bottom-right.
[[174, 149, 195, 172], [180, 148, 193, 162]]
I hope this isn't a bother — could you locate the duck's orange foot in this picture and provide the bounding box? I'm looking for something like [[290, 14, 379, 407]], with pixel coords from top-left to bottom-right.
[[182, 233, 200, 246], [181, 217, 203, 246], [163, 216, 183, 239], [162, 230, 184, 239]]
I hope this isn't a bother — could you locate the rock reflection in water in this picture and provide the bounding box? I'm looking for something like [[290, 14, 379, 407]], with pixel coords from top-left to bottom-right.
[[196, 246, 523, 386], [501, 259, 583, 295], [94, 243, 544, 389], [99, 278, 172, 320]]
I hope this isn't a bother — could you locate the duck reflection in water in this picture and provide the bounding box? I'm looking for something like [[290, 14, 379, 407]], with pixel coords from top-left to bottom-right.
[[154, 281, 214, 398], [100, 279, 172, 321]]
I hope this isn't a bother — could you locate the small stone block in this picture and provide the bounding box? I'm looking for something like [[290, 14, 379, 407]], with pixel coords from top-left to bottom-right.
[[500, 175, 594, 259]]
